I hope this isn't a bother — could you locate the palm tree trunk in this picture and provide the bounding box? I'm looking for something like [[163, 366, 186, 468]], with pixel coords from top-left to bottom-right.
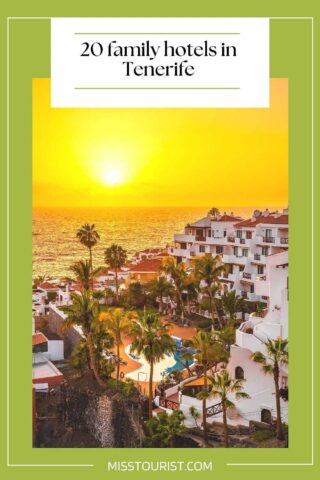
[[274, 363, 284, 440], [222, 403, 229, 447], [149, 359, 154, 419], [159, 295, 163, 313], [89, 247, 93, 290], [177, 289, 185, 323], [87, 333, 105, 387], [116, 342, 120, 388], [115, 269, 119, 303], [203, 362, 208, 446]]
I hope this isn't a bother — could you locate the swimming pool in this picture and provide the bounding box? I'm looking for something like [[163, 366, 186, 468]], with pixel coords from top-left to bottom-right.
[[125, 336, 195, 381], [165, 337, 195, 374]]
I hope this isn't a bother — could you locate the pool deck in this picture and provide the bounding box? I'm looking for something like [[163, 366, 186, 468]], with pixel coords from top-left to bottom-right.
[[115, 321, 197, 395]]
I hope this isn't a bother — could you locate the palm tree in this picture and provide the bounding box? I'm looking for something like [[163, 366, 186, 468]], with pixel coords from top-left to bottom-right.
[[184, 331, 217, 445], [61, 291, 105, 387], [130, 313, 176, 418], [104, 244, 127, 303], [208, 207, 220, 219], [161, 257, 188, 322], [76, 224, 100, 281], [183, 276, 199, 315], [193, 254, 226, 329], [145, 410, 186, 448], [100, 308, 133, 387], [214, 322, 236, 354], [70, 259, 101, 291], [104, 286, 115, 306], [189, 405, 200, 428], [209, 369, 250, 447], [33, 275, 45, 288], [251, 338, 288, 440], [149, 276, 175, 313], [221, 290, 245, 326], [179, 349, 194, 377]]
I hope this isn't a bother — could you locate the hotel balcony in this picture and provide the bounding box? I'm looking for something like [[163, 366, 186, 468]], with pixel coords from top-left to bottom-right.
[[174, 233, 195, 243], [220, 272, 237, 283], [256, 236, 289, 247], [241, 271, 253, 281], [195, 235, 206, 242], [251, 253, 267, 264], [170, 247, 189, 258], [227, 236, 235, 243], [236, 323, 264, 352], [223, 254, 248, 265]]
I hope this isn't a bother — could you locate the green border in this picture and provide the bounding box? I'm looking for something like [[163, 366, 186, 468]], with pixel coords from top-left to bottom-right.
[[1, 1, 319, 479]]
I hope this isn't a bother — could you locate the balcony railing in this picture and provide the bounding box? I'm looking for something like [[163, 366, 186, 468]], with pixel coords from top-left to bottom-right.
[[159, 398, 180, 411], [195, 235, 206, 242], [279, 387, 288, 401], [240, 238, 246, 244], [254, 253, 261, 260], [241, 291, 248, 298], [280, 237, 288, 244], [263, 237, 275, 243], [227, 236, 235, 242], [242, 272, 252, 279]]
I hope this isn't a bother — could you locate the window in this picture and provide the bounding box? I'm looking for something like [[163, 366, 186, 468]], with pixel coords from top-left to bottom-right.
[[216, 245, 223, 254], [207, 230, 211, 237], [257, 265, 264, 275], [242, 248, 248, 257], [235, 366, 244, 380], [236, 230, 242, 239], [262, 246, 269, 256], [261, 409, 272, 424], [246, 231, 252, 239], [180, 242, 187, 250], [233, 246, 238, 256], [199, 245, 205, 253], [250, 284, 254, 293], [32, 342, 48, 354], [265, 229, 272, 238], [223, 230, 227, 237]]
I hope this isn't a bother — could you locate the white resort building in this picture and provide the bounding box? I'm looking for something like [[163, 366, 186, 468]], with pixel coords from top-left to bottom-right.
[[226, 249, 288, 424], [169, 208, 288, 304], [155, 209, 289, 426]]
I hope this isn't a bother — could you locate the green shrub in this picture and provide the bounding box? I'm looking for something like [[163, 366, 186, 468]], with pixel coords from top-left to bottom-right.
[[253, 429, 275, 442]]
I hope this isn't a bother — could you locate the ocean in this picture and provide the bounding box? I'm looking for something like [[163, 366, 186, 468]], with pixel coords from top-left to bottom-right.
[[32, 206, 283, 278]]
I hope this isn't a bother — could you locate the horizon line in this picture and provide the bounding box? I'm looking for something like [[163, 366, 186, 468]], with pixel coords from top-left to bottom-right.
[[33, 204, 288, 209]]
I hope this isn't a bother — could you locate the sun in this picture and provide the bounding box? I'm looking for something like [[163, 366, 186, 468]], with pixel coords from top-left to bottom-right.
[[102, 168, 123, 187]]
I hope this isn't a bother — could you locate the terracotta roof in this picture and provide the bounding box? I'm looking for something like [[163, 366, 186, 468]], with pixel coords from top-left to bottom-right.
[[189, 216, 211, 228], [38, 282, 59, 290], [134, 247, 163, 256], [234, 214, 288, 228], [128, 258, 162, 273], [32, 332, 48, 346], [216, 214, 243, 222]]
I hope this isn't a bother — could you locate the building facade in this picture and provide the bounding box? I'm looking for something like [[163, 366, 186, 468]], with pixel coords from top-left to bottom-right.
[[169, 208, 288, 304]]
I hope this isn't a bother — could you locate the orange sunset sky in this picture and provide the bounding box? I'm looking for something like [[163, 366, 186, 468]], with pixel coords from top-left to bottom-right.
[[33, 78, 288, 208]]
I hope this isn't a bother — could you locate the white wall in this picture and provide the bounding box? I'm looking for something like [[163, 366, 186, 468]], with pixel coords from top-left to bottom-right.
[[47, 340, 64, 361]]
